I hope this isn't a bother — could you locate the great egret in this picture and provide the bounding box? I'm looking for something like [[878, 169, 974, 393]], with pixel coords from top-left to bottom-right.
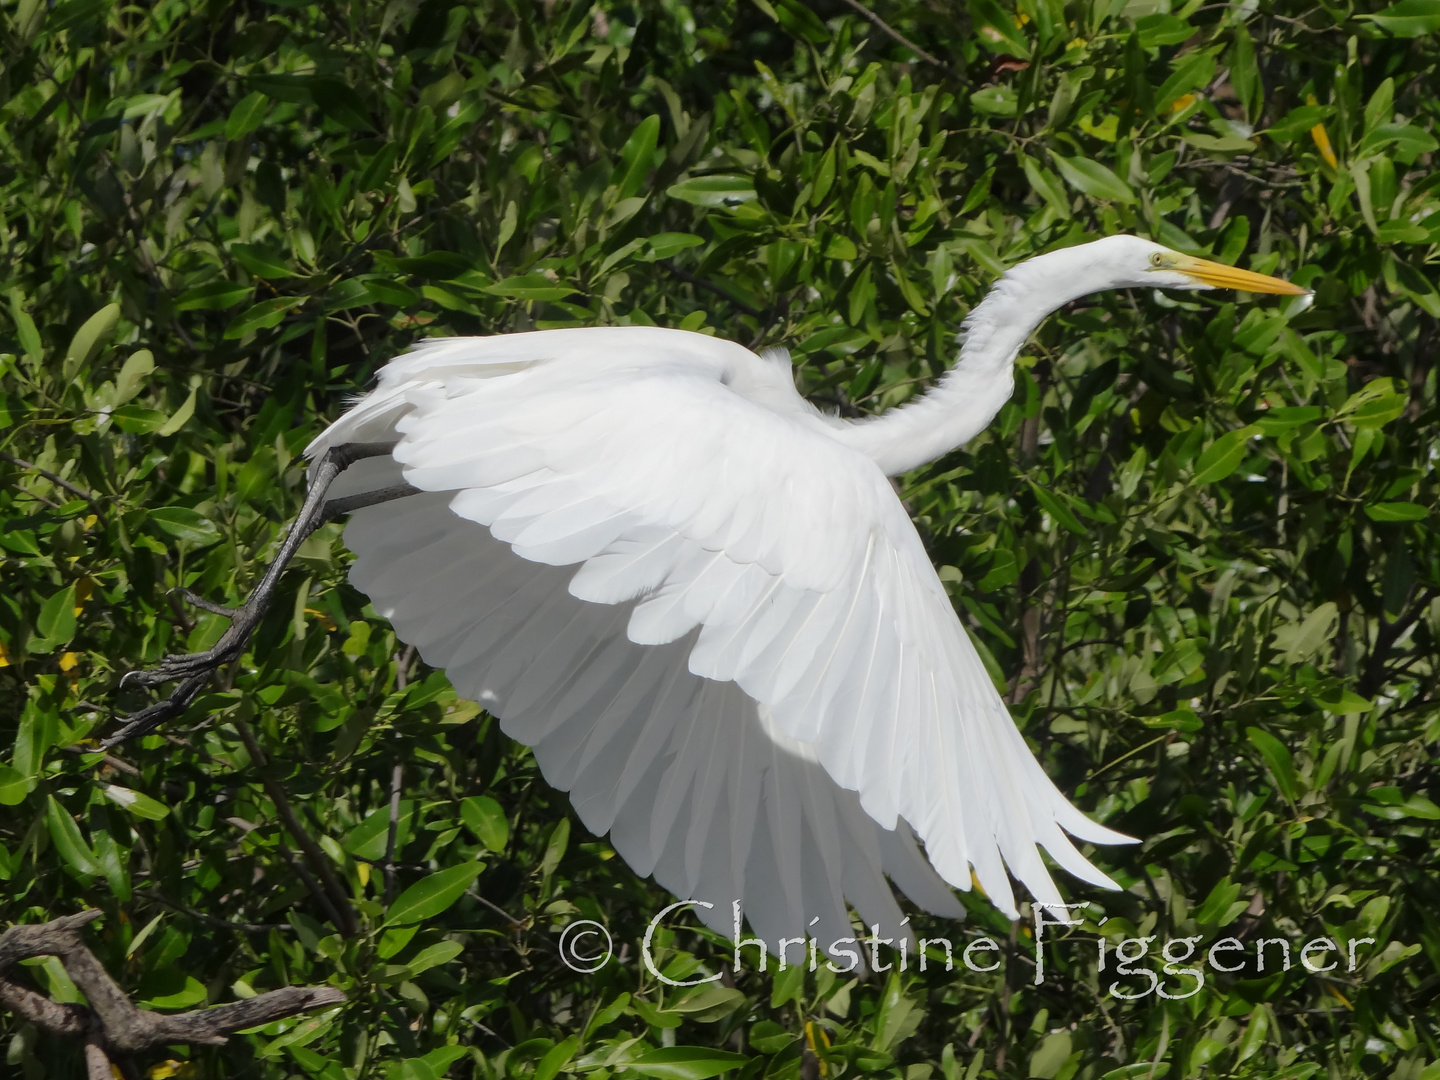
[[113, 235, 1308, 952]]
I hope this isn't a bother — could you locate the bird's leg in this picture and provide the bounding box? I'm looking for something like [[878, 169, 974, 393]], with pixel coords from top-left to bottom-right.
[[102, 442, 417, 748]]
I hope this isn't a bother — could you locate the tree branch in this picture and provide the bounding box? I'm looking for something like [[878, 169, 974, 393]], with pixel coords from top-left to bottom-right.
[[828, 0, 964, 83], [232, 716, 361, 938], [0, 911, 345, 1070], [0, 452, 112, 528]]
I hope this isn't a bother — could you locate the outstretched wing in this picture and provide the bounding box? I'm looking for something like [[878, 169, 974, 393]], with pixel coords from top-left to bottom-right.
[[310, 328, 1128, 928]]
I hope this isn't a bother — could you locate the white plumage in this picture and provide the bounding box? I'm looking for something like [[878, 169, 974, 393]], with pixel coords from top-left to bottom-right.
[[306, 235, 1308, 947]]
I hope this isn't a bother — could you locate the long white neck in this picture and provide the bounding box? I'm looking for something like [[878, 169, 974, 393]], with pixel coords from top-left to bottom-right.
[[831, 243, 1134, 476]]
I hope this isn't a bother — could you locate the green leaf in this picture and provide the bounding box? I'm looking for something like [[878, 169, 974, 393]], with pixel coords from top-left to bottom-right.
[[231, 244, 295, 279], [64, 303, 120, 381], [968, 0, 1029, 56], [666, 175, 757, 206], [1273, 602, 1339, 664], [1153, 51, 1215, 115], [112, 350, 155, 404], [35, 584, 77, 649], [1312, 689, 1374, 714], [460, 795, 509, 852], [0, 765, 32, 806], [1340, 378, 1407, 428], [1361, 786, 1440, 820], [1192, 425, 1262, 484], [1359, 123, 1439, 160], [540, 817, 570, 880], [1181, 132, 1257, 152], [1246, 727, 1299, 802], [1136, 14, 1194, 47], [667, 985, 747, 1021], [969, 86, 1018, 117], [1365, 501, 1427, 522], [224, 91, 270, 139], [102, 784, 170, 820], [323, 279, 374, 311], [1029, 483, 1087, 534], [1101, 1067, 1170, 1080], [643, 233, 705, 260], [617, 115, 661, 200], [147, 506, 221, 545], [484, 274, 578, 301], [404, 939, 465, 976], [535, 1036, 580, 1080], [311, 78, 372, 129], [8, 290, 43, 360], [748, 1021, 791, 1054], [344, 801, 414, 861], [157, 386, 197, 436], [385, 861, 482, 925], [1357, 0, 1440, 36], [143, 976, 208, 1009], [45, 795, 101, 877], [1051, 153, 1135, 203], [224, 296, 304, 338], [772, 0, 829, 43], [628, 1047, 752, 1080], [1028, 1032, 1073, 1080], [111, 405, 168, 434], [1142, 709, 1203, 733], [1022, 157, 1070, 214], [174, 281, 252, 311], [1265, 104, 1334, 142]]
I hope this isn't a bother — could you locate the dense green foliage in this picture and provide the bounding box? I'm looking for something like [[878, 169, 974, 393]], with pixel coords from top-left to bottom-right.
[[3, 0, 1440, 1076]]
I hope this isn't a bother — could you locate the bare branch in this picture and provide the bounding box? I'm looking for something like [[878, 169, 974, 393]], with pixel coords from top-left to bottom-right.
[[232, 716, 361, 938], [0, 911, 345, 1067], [0, 452, 111, 527], [828, 0, 964, 83]]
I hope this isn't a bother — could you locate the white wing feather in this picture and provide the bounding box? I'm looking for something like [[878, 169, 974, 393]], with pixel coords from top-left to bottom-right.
[[311, 327, 1127, 933]]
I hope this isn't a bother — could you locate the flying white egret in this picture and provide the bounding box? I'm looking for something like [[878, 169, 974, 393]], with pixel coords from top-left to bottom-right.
[[113, 235, 1308, 952]]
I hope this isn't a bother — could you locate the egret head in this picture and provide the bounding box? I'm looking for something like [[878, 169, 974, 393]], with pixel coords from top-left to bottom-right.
[[1084, 234, 1310, 297]]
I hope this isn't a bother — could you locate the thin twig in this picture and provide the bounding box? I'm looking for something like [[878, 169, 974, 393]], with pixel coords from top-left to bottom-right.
[[62, 745, 143, 778], [828, 0, 964, 82], [0, 452, 111, 527], [131, 889, 287, 934], [658, 259, 765, 319], [232, 717, 360, 937], [385, 644, 415, 903], [384, 761, 404, 905]]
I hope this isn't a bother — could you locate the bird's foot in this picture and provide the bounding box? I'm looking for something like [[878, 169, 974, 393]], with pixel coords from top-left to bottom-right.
[[107, 590, 263, 747]]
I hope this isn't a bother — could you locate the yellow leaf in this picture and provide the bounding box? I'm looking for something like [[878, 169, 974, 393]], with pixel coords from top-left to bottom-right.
[[59, 652, 79, 672], [1170, 93, 1196, 112], [0, 640, 10, 668], [74, 576, 95, 616], [357, 861, 371, 886], [1306, 93, 1339, 167], [805, 1022, 832, 1077]]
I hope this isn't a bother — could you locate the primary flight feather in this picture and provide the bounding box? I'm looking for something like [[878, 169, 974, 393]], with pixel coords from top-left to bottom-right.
[[121, 235, 1308, 953]]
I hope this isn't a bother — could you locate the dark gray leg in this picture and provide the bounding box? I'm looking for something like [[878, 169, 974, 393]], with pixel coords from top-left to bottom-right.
[[103, 442, 418, 748]]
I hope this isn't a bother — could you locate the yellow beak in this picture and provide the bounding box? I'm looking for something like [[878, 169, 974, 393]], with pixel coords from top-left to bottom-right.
[[1170, 254, 1310, 295]]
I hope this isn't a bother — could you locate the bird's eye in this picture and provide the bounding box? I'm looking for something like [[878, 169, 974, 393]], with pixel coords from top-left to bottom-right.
[[1150, 252, 1164, 267]]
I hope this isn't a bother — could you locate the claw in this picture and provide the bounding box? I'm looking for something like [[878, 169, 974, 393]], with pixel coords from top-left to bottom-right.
[[105, 440, 411, 746]]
